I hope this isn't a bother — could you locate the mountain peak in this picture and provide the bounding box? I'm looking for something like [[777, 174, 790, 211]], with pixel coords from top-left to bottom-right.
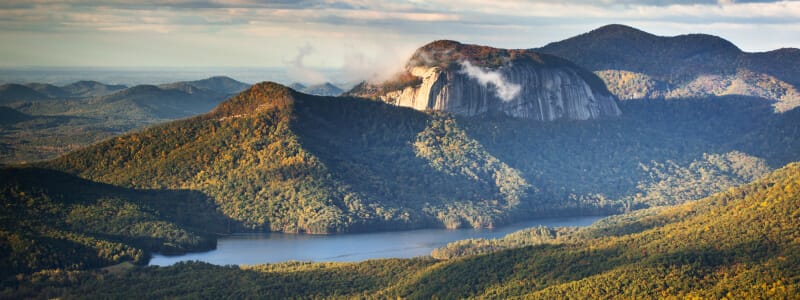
[[589, 24, 653, 37], [210, 81, 295, 118], [537, 24, 744, 77]]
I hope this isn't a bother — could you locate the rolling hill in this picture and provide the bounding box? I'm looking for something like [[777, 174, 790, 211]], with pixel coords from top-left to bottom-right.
[[60, 81, 127, 98]]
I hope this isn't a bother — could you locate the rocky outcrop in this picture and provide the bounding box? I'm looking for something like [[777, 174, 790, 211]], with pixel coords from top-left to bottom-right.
[[348, 40, 621, 121]]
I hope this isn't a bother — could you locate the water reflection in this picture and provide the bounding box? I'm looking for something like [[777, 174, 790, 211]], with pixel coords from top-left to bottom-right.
[[150, 216, 602, 266]]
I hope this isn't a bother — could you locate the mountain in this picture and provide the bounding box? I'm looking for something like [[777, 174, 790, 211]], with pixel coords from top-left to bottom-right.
[[47, 82, 536, 233], [159, 76, 250, 95], [290, 82, 344, 96], [537, 24, 800, 111], [44, 81, 798, 234], [0, 84, 49, 103], [7, 162, 799, 298], [61, 80, 127, 98], [347, 40, 621, 121]]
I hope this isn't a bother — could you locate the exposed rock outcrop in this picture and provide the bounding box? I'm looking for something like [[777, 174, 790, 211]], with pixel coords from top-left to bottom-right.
[[347, 40, 621, 121]]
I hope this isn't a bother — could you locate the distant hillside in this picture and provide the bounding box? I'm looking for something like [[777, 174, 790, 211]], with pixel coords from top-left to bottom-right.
[[88, 83, 228, 121], [289, 82, 344, 96], [25, 83, 70, 98], [61, 80, 127, 98], [0, 84, 48, 104], [538, 24, 800, 111], [8, 162, 799, 299], [1, 81, 129, 104], [46, 82, 799, 234], [0, 76, 241, 164], [159, 76, 250, 95]]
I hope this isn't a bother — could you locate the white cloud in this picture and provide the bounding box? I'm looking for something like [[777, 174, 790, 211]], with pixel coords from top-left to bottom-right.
[[459, 60, 521, 102]]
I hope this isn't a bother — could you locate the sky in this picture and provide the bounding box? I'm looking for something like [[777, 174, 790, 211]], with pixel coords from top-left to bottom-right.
[[1, 0, 800, 83]]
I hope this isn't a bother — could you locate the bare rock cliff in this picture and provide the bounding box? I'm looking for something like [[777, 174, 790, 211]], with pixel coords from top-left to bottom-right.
[[348, 40, 621, 121]]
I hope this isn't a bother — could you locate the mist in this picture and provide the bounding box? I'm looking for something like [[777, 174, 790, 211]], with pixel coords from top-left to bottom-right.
[[340, 44, 418, 84], [459, 60, 521, 101], [285, 44, 329, 85]]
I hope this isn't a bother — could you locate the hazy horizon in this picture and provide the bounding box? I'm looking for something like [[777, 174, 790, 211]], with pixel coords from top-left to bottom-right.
[[3, 0, 800, 86], [0, 66, 353, 86]]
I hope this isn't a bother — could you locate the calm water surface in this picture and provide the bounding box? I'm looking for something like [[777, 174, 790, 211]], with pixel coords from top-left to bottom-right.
[[150, 216, 602, 266]]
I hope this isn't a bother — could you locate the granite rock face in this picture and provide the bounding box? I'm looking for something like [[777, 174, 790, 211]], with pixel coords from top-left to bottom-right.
[[349, 40, 621, 121]]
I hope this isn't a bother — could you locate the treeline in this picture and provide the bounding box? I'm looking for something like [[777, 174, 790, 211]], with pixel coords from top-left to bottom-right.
[[4, 162, 798, 299]]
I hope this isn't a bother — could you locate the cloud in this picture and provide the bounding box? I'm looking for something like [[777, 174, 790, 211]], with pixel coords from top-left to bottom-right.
[[285, 44, 328, 84], [340, 43, 418, 84], [458, 60, 521, 102], [1, 0, 799, 67]]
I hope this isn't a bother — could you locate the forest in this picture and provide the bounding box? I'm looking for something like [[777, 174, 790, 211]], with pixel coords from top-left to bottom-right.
[[3, 162, 797, 299]]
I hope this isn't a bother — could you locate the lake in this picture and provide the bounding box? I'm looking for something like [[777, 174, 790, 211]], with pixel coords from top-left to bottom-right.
[[149, 216, 603, 266]]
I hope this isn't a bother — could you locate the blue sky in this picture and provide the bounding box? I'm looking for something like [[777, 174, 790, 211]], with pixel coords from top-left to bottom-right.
[[1, 0, 799, 83]]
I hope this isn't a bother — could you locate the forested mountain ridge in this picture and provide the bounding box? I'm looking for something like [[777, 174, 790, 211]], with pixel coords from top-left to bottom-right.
[[537, 24, 800, 111], [6, 161, 799, 299], [43, 80, 799, 235]]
